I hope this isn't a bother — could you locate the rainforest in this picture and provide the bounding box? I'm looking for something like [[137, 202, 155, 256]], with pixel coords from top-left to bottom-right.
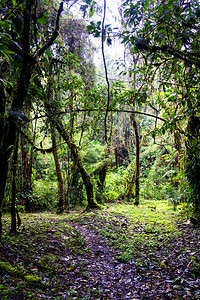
[[0, 0, 200, 299]]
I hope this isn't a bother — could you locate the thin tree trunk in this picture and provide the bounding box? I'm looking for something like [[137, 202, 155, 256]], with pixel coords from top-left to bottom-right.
[[125, 116, 144, 205], [10, 127, 19, 233], [46, 66, 65, 213], [21, 128, 32, 212], [51, 126, 65, 213], [64, 150, 71, 210], [131, 115, 140, 206]]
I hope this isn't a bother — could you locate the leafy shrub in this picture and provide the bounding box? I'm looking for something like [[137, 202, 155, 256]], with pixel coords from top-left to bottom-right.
[[104, 167, 127, 201], [33, 180, 58, 211]]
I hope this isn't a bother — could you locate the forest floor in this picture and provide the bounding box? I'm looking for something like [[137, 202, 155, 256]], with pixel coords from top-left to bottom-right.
[[0, 200, 200, 299]]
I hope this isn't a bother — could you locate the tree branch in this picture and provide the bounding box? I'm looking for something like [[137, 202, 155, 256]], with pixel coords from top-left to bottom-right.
[[101, 0, 110, 143], [36, 2, 64, 57], [0, 39, 37, 63], [150, 45, 200, 68], [61, 108, 166, 122], [20, 130, 53, 153]]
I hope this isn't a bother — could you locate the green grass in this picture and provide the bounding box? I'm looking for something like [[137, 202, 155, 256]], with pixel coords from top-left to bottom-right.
[[97, 200, 184, 264]]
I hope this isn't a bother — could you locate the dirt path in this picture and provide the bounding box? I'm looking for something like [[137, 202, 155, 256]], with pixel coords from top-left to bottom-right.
[[1, 213, 199, 299], [72, 223, 145, 300]]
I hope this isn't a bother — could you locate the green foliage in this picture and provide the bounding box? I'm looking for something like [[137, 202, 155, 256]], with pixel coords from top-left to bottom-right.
[[104, 167, 127, 201], [87, 21, 112, 43], [1, 0, 198, 220], [81, 141, 106, 172], [120, 0, 200, 214], [140, 141, 180, 201], [80, 0, 97, 18], [33, 180, 58, 211]]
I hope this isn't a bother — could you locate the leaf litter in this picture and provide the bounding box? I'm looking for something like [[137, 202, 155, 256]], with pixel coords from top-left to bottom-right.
[[0, 204, 200, 299]]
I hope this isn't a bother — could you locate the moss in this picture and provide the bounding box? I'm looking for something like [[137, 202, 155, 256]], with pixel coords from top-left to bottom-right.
[[25, 275, 42, 285], [0, 261, 23, 276], [0, 261, 43, 286]]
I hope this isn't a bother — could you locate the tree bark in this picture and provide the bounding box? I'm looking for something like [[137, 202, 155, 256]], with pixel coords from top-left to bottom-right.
[[51, 126, 65, 213], [57, 123, 99, 209], [125, 114, 142, 205], [10, 126, 19, 233], [186, 115, 200, 219], [0, 0, 32, 237], [0, 1, 64, 241], [131, 115, 140, 206]]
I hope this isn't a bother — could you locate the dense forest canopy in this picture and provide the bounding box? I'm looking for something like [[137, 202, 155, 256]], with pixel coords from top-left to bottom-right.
[[0, 0, 200, 240]]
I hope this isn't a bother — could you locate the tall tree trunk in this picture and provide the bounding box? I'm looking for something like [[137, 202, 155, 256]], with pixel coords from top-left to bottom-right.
[[21, 129, 33, 212], [131, 115, 140, 206], [185, 115, 200, 219], [10, 126, 19, 233], [46, 65, 65, 213], [0, 4, 32, 239], [0, 1, 63, 241], [50, 126, 65, 213], [58, 126, 98, 209], [125, 115, 143, 205]]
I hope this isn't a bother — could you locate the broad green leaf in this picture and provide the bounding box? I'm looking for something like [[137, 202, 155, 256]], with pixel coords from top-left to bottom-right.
[[89, 6, 95, 17], [87, 25, 94, 31]]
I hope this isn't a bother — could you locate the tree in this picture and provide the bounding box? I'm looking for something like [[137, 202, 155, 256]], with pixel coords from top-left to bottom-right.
[[0, 0, 64, 240], [46, 75, 66, 214], [121, 0, 200, 217]]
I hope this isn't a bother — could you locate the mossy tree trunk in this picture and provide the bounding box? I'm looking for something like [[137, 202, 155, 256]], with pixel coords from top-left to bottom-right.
[[132, 115, 140, 206], [93, 161, 108, 203], [125, 114, 142, 206], [0, 1, 33, 240], [0, 1, 64, 241], [185, 115, 200, 220], [10, 126, 19, 233], [58, 124, 98, 209], [51, 126, 65, 213]]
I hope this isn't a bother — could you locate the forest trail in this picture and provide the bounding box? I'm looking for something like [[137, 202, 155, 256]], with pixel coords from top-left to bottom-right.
[[68, 213, 200, 300], [1, 210, 200, 299], [71, 222, 141, 299]]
